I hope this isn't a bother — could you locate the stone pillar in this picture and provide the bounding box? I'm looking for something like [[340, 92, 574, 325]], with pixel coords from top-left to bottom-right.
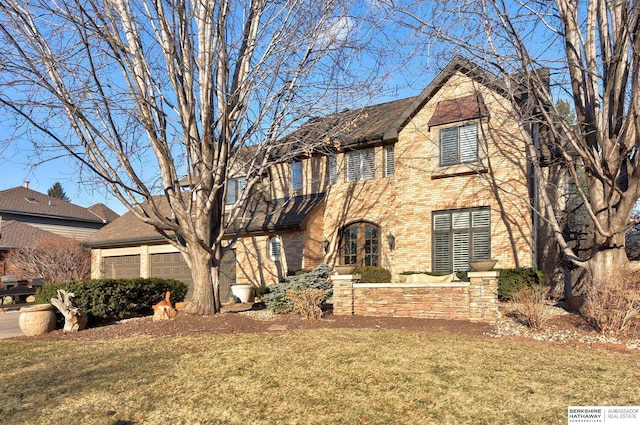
[[331, 274, 355, 316], [468, 271, 499, 323]]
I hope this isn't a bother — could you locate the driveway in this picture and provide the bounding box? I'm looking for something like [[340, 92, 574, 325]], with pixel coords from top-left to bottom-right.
[[0, 309, 23, 339]]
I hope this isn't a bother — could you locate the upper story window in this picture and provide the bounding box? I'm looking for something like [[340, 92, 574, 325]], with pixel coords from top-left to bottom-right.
[[384, 145, 395, 177], [440, 123, 478, 166], [328, 155, 337, 185], [291, 161, 302, 191], [346, 148, 374, 182], [432, 207, 490, 273], [226, 177, 246, 205]]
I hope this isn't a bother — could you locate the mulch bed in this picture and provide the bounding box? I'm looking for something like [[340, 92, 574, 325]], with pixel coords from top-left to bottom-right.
[[8, 303, 640, 350]]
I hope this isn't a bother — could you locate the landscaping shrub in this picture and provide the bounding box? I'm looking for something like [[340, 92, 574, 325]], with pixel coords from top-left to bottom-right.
[[288, 288, 325, 320], [511, 284, 553, 331], [496, 267, 543, 300], [34, 278, 188, 325], [581, 272, 640, 336], [353, 266, 391, 283], [263, 263, 332, 314]]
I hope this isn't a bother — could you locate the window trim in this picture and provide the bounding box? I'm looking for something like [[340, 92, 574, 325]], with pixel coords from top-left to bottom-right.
[[432, 207, 491, 273]]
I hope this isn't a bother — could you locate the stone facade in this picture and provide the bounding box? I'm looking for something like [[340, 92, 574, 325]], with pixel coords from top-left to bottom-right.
[[332, 271, 499, 323]]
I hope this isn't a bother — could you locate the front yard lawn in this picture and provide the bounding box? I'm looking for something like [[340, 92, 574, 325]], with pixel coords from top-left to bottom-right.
[[1, 329, 638, 424]]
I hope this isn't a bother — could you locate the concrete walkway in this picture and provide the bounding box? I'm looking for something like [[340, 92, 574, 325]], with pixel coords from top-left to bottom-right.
[[0, 309, 23, 339]]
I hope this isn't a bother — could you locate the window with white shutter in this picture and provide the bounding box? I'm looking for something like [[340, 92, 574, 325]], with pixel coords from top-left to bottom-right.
[[384, 145, 395, 177], [268, 236, 282, 262], [346, 149, 375, 182], [291, 161, 302, 191], [328, 155, 337, 185], [432, 207, 490, 273], [226, 177, 246, 205], [439, 123, 478, 166]]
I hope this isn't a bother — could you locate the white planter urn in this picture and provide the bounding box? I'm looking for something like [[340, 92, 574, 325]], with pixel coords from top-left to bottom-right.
[[231, 284, 254, 303]]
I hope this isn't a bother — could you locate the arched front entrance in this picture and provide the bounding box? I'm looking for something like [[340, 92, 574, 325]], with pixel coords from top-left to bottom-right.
[[339, 221, 380, 267]]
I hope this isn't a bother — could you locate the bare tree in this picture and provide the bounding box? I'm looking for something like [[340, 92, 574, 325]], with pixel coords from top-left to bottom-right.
[[0, 0, 392, 314], [389, 0, 640, 283], [7, 235, 91, 283]]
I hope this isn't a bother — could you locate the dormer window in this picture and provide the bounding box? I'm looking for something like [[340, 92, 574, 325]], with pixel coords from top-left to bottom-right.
[[440, 123, 478, 166]]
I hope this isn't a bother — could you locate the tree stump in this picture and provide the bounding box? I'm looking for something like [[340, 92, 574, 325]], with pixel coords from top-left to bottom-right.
[[50, 290, 88, 333]]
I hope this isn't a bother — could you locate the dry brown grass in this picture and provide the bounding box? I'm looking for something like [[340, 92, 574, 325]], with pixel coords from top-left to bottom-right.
[[1, 329, 639, 424]]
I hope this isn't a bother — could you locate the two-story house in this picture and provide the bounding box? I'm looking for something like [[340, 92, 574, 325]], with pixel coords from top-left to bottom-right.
[[85, 56, 538, 300], [0, 182, 119, 276]]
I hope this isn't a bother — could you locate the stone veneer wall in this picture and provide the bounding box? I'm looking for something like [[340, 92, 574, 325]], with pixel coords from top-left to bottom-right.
[[332, 271, 499, 323]]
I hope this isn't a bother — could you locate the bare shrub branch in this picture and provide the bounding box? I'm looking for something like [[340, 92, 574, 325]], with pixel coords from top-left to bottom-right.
[[288, 288, 325, 320], [6, 236, 91, 284]]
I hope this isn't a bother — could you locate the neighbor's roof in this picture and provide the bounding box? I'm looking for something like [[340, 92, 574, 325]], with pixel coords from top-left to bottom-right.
[[0, 186, 117, 224], [0, 220, 61, 250], [83, 193, 325, 248]]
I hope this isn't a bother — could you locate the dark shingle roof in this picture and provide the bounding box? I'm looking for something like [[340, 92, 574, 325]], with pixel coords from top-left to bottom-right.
[[280, 97, 416, 153], [83, 194, 324, 247], [88, 203, 120, 223], [0, 186, 109, 223], [0, 220, 61, 249], [281, 56, 506, 153]]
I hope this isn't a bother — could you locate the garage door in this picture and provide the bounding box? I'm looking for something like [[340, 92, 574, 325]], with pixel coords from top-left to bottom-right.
[[150, 251, 236, 303], [150, 252, 194, 298], [102, 255, 140, 279]]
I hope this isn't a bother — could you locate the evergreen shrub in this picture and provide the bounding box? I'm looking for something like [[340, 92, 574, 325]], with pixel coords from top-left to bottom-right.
[[263, 263, 332, 314], [496, 268, 543, 300], [352, 266, 391, 283], [34, 278, 188, 325]]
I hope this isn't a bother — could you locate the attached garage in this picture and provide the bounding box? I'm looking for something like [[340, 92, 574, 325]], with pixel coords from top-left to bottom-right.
[[150, 250, 236, 302], [102, 255, 140, 279], [150, 252, 193, 298]]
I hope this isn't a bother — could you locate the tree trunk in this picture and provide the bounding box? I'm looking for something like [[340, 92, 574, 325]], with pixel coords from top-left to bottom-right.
[[586, 233, 629, 281], [183, 246, 218, 316]]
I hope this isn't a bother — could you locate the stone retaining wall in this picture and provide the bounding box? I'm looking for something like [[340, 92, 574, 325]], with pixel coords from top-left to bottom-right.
[[332, 271, 499, 323]]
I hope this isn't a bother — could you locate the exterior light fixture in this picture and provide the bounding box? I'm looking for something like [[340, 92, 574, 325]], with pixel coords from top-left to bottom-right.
[[322, 237, 330, 254], [386, 232, 395, 251]]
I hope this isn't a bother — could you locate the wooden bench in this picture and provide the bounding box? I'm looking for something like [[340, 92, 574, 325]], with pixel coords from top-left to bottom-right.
[[0, 279, 45, 304]]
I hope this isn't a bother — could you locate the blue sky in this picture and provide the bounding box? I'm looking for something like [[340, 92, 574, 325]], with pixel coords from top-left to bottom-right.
[[0, 140, 128, 214]]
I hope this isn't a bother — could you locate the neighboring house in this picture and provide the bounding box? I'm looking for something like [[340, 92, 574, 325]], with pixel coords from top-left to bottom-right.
[[86, 56, 540, 300], [0, 183, 118, 275]]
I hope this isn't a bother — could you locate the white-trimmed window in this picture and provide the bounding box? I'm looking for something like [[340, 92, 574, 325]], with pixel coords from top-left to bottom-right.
[[346, 148, 375, 182], [384, 145, 395, 177], [268, 236, 282, 262], [432, 207, 490, 273], [440, 123, 478, 166], [226, 177, 246, 205], [291, 161, 302, 191]]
